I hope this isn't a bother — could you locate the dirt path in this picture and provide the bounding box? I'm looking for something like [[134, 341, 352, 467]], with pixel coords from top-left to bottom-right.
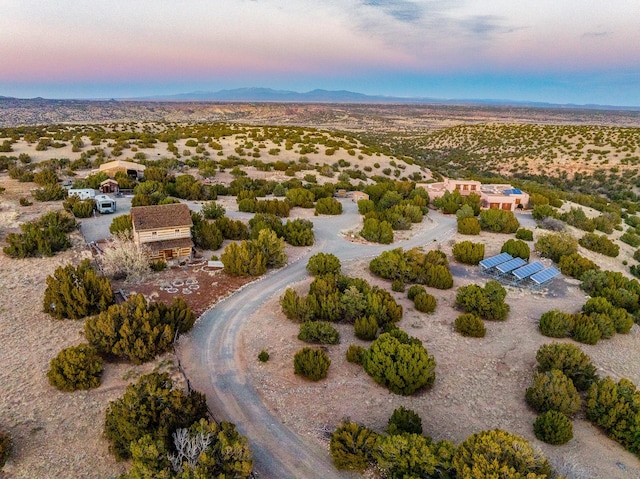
[[176, 205, 457, 478]]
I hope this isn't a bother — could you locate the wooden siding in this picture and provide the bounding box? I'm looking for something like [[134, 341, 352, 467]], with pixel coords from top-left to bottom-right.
[[136, 226, 191, 244]]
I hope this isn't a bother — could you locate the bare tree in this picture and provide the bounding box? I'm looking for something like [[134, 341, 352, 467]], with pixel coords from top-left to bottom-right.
[[99, 231, 151, 283], [168, 427, 213, 473]]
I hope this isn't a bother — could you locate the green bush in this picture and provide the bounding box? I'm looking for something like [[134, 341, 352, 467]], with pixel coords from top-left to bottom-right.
[[346, 345, 366, 365], [258, 350, 270, 362], [330, 422, 378, 471], [590, 313, 616, 339], [306, 252, 341, 276], [413, 292, 437, 313], [282, 218, 315, 246], [286, 187, 315, 208], [539, 310, 574, 338], [455, 280, 509, 321], [586, 377, 640, 455], [109, 214, 132, 235], [535, 342, 598, 391], [221, 241, 266, 276], [535, 233, 578, 263], [515, 228, 534, 241], [32, 183, 68, 201], [387, 406, 422, 435], [43, 259, 114, 320], [0, 430, 11, 469], [3, 210, 76, 258], [149, 259, 167, 272], [391, 279, 405, 292], [191, 211, 223, 250], [453, 429, 553, 478], [479, 209, 519, 233], [315, 196, 342, 215], [374, 433, 438, 479], [533, 411, 573, 445], [457, 217, 481, 235], [293, 347, 331, 381], [104, 372, 208, 460], [407, 284, 426, 300], [85, 295, 195, 364], [454, 313, 486, 338], [525, 369, 581, 416], [63, 195, 95, 218], [582, 297, 634, 334], [558, 253, 599, 279], [500, 238, 530, 260], [354, 316, 378, 340], [572, 314, 602, 345], [47, 344, 103, 391], [297, 321, 340, 345], [369, 248, 453, 289], [452, 240, 485, 265], [360, 218, 394, 244], [363, 331, 436, 395], [532, 204, 558, 220], [580, 269, 640, 314], [201, 200, 226, 219], [579, 233, 619, 257], [211, 217, 246, 240]]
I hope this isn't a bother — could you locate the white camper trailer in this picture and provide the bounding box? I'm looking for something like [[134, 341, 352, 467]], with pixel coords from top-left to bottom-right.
[[95, 194, 116, 214], [67, 188, 96, 200]]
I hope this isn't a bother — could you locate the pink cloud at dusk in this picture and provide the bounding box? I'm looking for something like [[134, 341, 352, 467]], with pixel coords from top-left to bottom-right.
[[0, 0, 638, 105]]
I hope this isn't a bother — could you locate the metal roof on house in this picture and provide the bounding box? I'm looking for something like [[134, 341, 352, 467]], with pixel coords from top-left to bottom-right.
[[131, 203, 192, 231]]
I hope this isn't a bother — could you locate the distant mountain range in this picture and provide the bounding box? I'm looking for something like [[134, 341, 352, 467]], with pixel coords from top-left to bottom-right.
[[127, 88, 639, 111], [1, 88, 638, 111]]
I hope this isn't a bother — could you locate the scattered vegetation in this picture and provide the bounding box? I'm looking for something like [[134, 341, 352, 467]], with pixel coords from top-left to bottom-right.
[[47, 344, 104, 392]]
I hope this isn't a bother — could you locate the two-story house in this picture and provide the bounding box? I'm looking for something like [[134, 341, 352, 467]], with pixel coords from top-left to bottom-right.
[[130, 203, 193, 262]]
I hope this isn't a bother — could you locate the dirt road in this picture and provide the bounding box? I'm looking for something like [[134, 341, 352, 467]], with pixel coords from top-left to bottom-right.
[[177, 203, 456, 478]]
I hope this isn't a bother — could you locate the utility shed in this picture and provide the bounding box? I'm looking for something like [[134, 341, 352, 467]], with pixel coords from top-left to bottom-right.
[[130, 203, 193, 262]]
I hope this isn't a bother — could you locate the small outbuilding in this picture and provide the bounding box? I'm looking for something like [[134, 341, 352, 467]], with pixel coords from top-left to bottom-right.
[[351, 191, 369, 202], [99, 178, 119, 194]]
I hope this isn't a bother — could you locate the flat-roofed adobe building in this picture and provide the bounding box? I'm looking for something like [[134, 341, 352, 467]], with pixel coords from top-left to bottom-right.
[[418, 178, 529, 212], [130, 203, 193, 262]]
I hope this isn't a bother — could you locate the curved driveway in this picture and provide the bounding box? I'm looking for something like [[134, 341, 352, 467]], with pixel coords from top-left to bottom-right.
[[177, 201, 457, 479]]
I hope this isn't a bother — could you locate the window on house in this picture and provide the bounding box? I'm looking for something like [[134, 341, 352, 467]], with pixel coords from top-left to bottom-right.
[[175, 229, 180, 233], [152, 231, 157, 236]]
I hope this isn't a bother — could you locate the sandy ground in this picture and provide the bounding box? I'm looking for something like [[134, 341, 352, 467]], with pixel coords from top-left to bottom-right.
[[1, 173, 640, 477], [240, 231, 640, 479]]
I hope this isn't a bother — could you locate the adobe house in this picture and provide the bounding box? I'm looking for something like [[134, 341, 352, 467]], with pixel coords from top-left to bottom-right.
[[130, 203, 193, 262], [418, 178, 529, 212], [98, 160, 146, 180], [99, 178, 119, 194]]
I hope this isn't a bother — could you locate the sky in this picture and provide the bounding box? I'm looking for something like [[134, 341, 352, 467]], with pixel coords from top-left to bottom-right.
[[1, 0, 639, 106]]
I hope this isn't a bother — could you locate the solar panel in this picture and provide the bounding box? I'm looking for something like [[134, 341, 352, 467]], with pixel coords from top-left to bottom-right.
[[530, 267, 561, 285], [495, 257, 527, 274], [479, 252, 513, 269], [512, 261, 544, 280]]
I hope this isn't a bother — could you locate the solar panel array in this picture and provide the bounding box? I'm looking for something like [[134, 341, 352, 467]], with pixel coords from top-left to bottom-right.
[[530, 267, 561, 285], [479, 252, 513, 270], [512, 261, 544, 280], [495, 257, 527, 274]]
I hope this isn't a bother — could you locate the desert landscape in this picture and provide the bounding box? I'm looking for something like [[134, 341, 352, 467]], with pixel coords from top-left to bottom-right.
[[1, 104, 640, 478]]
